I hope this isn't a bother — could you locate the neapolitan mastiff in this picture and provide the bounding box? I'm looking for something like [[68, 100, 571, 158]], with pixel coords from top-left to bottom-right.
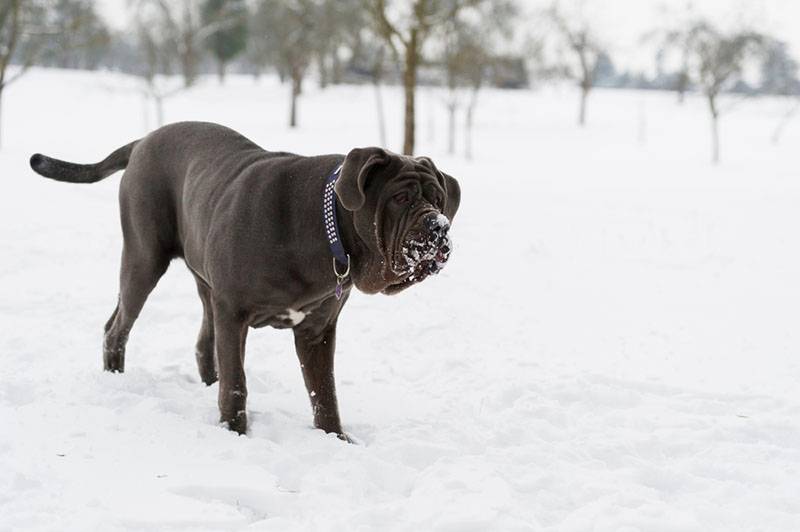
[[29, 122, 460, 439]]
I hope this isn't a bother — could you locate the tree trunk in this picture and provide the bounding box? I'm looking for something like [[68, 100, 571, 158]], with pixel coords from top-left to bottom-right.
[[217, 60, 226, 84], [155, 93, 164, 128], [0, 0, 21, 150], [676, 53, 689, 105], [374, 80, 386, 147], [402, 30, 418, 155], [771, 98, 800, 145], [464, 89, 478, 160], [707, 93, 719, 164], [142, 91, 151, 132], [426, 88, 435, 144], [676, 71, 688, 105], [181, 33, 197, 88], [578, 86, 588, 127], [331, 51, 343, 85], [447, 101, 456, 155], [290, 74, 302, 128], [317, 54, 328, 89]]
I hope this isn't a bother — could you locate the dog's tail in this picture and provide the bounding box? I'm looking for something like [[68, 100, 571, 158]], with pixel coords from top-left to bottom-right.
[[29, 141, 138, 184]]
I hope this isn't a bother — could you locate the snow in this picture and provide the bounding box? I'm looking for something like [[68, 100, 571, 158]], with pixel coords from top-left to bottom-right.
[[2, 68, 800, 530], [400, 214, 451, 279]]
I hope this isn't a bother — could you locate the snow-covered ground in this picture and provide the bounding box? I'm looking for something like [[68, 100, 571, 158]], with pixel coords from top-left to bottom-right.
[[2, 69, 800, 531]]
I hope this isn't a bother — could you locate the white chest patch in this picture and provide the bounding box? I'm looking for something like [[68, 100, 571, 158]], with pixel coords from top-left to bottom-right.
[[279, 308, 306, 326]]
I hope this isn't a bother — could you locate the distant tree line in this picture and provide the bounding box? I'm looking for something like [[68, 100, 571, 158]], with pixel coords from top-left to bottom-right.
[[1, 0, 799, 161]]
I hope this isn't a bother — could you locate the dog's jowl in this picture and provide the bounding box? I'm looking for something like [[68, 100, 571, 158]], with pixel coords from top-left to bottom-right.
[[29, 122, 461, 439]]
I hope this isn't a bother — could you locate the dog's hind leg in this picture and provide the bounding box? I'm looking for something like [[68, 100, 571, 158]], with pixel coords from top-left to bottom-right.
[[212, 299, 249, 434], [194, 279, 217, 385], [103, 247, 169, 372]]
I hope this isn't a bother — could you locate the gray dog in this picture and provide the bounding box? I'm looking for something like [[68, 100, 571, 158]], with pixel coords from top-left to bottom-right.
[[29, 121, 460, 439]]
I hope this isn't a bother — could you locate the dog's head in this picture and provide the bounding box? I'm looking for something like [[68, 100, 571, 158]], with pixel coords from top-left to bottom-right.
[[335, 147, 461, 295]]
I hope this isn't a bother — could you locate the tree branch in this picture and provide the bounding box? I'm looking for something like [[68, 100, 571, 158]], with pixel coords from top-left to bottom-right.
[[0, 0, 21, 88], [370, 0, 408, 49]]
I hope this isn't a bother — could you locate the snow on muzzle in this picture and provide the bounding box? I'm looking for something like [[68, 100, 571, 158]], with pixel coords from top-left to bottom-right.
[[399, 213, 452, 282]]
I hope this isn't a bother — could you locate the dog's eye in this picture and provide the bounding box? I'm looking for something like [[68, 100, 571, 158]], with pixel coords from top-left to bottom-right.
[[393, 192, 411, 205]]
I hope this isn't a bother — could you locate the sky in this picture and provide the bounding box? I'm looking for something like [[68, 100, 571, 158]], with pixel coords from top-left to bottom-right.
[[96, 0, 800, 70]]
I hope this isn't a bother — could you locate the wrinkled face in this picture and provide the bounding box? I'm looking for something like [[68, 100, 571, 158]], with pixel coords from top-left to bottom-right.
[[335, 148, 461, 295], [376, 161, 454, 294]]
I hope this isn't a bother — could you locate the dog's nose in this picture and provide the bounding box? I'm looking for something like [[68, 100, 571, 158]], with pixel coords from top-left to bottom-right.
[[424, 213, 450, 235]]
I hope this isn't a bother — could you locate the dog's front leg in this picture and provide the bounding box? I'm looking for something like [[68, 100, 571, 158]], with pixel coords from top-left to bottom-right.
[[213, 300, 249, 434], [293, 322, 348, 441]]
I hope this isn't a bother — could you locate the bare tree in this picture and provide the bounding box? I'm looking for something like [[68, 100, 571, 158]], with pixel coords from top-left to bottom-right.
[[137, 0, 238, 88], [252, 0, 317, 128], [442, 28, 491, 157], [346, 28, 396, 146], [439, 0, 515, 158], [41, 0, 110, 70], [133, 13, 178, 128], [681, 21, 763, 163], [772, 99, 800, 145], [127, 0, 244, 125], [760, 39, 800, 96], [130, 1, 198, 128], [0, 0, 51, 148], [546, 2, 606, 127], [312, 0, 336, 89], [312, 0, 350, 89], [759, 39, 800, 144], [365, 39, 390, 147], [242, 11, 269, 82], [368, 0, 489, 155], [202, 0, 248, 83], [0, 0, 24, 148], [145, 0, 202, 87], [650, 27, 693, 104]]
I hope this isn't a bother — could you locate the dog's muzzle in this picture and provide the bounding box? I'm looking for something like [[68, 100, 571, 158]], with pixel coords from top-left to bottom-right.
[[400, 212, 452, 280]]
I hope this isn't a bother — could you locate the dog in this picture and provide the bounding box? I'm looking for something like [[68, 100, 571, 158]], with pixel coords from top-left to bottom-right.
[[29, 121, 460, 439]]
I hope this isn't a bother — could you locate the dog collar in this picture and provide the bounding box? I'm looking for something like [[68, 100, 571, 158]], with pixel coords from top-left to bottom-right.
[[323, 163, 350, 300]]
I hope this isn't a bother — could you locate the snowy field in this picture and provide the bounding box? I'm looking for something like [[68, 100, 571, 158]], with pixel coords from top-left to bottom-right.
[[2, 68, 800, 531]]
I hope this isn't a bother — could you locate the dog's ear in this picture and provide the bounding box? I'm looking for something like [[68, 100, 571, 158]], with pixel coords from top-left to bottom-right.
[[335, 147, 390, 211], [416, 156, 461, 222], [441, 171, 461, 221]]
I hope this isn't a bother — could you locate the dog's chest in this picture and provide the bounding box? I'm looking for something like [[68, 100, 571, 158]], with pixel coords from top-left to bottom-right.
[[251, 307, 307, 329], [247, 284, 348, 330], [278, 308, 307, 326]]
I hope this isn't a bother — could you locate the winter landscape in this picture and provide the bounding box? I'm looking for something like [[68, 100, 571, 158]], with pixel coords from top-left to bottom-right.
[[3, 0, 800, 531], [1, 66, 798, 531]]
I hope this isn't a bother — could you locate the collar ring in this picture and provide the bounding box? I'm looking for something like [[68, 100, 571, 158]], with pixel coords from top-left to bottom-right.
[[333, 255, 350, 280]]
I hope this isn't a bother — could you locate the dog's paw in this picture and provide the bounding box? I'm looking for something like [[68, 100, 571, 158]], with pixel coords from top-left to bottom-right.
[[336, 431, 362, 444], [199, 372, 218, 386], [313, 424, 355, 443], [221, 410, 247, 435], [103, 348, 125, 373]]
